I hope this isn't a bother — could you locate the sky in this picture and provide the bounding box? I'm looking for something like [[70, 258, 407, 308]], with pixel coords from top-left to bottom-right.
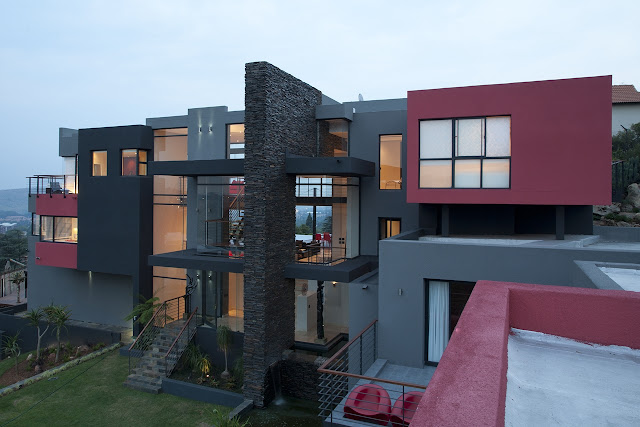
[[1, 0, 638, 190]]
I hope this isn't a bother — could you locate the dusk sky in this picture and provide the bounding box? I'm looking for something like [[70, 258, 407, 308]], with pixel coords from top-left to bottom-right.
[[1, 0, 638, 190]]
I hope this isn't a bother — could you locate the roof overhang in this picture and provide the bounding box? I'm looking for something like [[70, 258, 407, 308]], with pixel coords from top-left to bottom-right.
[[149, 249, 244, 273], [285, 155, 375, 177], [284, 256, 378, 282]]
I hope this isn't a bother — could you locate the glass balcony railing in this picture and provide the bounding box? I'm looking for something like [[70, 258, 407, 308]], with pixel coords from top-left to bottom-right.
[[28, 175, 78, 197]]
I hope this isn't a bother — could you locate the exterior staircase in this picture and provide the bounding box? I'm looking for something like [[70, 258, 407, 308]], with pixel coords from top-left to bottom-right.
[[123, 296, 199, 394], [123, 320, 186, 393]]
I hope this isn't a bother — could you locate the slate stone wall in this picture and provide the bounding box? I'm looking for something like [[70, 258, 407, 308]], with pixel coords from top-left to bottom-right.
[[243, 61, 322, 407], [280, 351, 327, 401]]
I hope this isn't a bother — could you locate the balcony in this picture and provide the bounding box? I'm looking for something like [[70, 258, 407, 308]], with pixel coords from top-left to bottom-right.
[[28, 175, 78, 217]]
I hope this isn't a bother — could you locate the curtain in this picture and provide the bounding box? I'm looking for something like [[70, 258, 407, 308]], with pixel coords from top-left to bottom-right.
[[428, 280, 450, 363]]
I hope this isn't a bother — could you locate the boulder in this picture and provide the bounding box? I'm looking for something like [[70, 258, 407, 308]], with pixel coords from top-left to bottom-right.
[[34, 365, 42, 374], [593, 203, 621, 217], [627, 183, 640, 209], [26, 353, 33, 361]]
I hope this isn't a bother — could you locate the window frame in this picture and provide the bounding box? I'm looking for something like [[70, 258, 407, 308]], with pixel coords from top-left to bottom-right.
[[39, 215, 78, 244], [227, 123, 245, 160], [121, 149, 149, 176], [379, 134, 403, 190], [91, 150, 108, 177], [419, 116, 511, 189]]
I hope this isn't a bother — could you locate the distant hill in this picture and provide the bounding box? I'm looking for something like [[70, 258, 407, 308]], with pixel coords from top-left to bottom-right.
[[0, 188, 28, 216]]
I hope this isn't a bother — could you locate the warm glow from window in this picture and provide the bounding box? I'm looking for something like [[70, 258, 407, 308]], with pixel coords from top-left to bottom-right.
[[92, 151, 107, 176], [380, 135, 402, 190], [228, 124, 245, 159], [122, 149, 148, 176]]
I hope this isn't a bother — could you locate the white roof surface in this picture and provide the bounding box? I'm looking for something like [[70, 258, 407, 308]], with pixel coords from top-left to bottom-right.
[[599, 267, 640, 292], [505, 329, 640, 426]]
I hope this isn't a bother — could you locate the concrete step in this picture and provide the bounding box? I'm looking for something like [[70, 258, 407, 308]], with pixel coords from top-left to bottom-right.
[[123, 375, 162, 394]]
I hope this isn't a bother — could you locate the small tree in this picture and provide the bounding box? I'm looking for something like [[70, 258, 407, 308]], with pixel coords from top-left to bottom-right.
[[3, 332, 21, 374], [125, 295, 163, 328], [45, 305, 71, 363], [217, 325, 232, 379], [11, 271, 24, 304], [25, 307, 50, 360]]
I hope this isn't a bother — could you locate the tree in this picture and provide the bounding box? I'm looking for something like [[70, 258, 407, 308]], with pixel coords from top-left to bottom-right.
[[305, 213, 313, 229], [319, 216, 332, 233], [25, 307, 50, 360], [11, 271, 24, 303], [0, 230, 27, 266], [45, 305, 71, 363], [3, 332, 21, 374], [613, 122, 640, 161], [295, 224, 312, 235], [217, 325, 232, 379]]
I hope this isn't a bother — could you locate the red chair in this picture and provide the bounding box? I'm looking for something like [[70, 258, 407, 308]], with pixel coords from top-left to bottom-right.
[[390, 391, 424, 427], [314, 233, 321, 242], [323, 232, 331, 244], [344, 383, 391, 425]]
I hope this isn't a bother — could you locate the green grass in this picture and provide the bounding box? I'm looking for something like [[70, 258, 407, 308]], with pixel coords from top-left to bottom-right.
[[0, 349, 225, 427]]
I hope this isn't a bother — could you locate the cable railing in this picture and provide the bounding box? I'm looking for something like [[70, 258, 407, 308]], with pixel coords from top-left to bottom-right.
[[127, 294, 188, 374], [27, 175, 77, 197], [165, 307, 198, 377], [296, 243, 346, 265], [318, 320, 427, 426]]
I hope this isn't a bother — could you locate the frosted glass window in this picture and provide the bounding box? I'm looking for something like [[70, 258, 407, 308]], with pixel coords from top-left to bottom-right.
[[420, 120, 452, 159], [380, 135, 402, 190], [456, 119, 483, 156], [482, 159, 510, 188], [454, 160, 481, 188], [41, 216, 53, 242], [420, 160, 452, 188], [486, 117, 511, 157]]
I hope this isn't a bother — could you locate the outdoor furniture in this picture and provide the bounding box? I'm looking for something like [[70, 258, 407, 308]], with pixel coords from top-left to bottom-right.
[[390, 391, 424, 427], [344, 383, 391, 425]]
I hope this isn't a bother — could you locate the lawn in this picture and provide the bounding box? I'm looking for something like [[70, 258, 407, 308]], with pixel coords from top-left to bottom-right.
[[0, 349, 226, 427]]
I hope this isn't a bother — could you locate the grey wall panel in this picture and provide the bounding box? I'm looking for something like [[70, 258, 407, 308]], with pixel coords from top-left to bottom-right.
[[349, 110, 419, 256]]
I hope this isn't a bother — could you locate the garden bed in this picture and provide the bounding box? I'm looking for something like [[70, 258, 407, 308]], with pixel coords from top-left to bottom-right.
[[0, 342, 107, 388]]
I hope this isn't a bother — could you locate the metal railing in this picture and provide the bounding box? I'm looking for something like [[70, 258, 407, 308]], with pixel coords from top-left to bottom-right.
[[127, 294, 188, 374], [27, 175, 77, 197], [612, 158, 640, 202], [318, 320, 427, 426], [296, 244, 346, 265], [164, 307, 198, 377]]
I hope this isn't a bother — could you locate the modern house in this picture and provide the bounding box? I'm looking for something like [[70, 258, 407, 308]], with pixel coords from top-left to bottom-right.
[[26, 62, 638, 410], [612, 84, 640, 134]]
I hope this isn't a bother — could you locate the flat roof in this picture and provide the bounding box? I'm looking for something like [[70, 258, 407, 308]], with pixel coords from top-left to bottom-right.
[[599, 266, 640, 292], [506, 328, 640, 425]]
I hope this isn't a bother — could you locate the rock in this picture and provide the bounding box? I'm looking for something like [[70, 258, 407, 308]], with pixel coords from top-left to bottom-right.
[[48, 353, 56, 362], [26, 353, 33, 361], [34, 365, 42, 374], [617, 221, 632, 227], [593, 204, 621, 216], [627, 183, 640, 209]]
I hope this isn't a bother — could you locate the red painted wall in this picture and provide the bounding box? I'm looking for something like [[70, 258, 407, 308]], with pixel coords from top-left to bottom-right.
[[35, 194, 78, 217], [407, 76, 612, 205], [411, 281, 640, 426], [35, 242, 77, 269]]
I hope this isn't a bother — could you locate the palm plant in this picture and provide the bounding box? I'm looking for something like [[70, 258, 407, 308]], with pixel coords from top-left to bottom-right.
[[196, 354, 211, 380], [45, 305, 71, 363], [25, 307, 50, 360], [3, 333, 21, 373], [124, 295, 166, 328], [217, 325, 232, 378], [11, 272, 24, 303]]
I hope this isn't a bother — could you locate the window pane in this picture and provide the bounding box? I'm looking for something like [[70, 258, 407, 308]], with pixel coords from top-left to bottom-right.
[[32, 214, 40, 236], [122, 150, 137, 176], [54, 217, 76, 243], [454, 159, 481, 188], [41, 216, 53, 241], [420, 120, 452, 159], [456, 118, 483, 156], [138, 163, 147, 176], [138, 150, 147, 163], [486, 116, 511, 157], [92, 151, 107, 176], [154, 135, 188, 161], [420, 160, 452, 188], [380, 135, 402, 190], [482, 159, 510, 188], [153, 128, 188, 136], [228, 124, 245, 159]]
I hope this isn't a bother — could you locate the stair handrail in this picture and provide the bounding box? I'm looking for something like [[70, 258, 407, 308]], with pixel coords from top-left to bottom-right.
[[128, 301, 167, 352], [164, 307, 199, 377]]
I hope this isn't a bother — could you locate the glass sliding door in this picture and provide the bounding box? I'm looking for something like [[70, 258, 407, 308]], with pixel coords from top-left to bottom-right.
[[427, 280, 450, 364]]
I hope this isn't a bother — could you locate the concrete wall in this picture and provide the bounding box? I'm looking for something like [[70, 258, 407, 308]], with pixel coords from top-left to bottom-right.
[[349, 109, 420, 256], [27, 236, 133, 327], [612, 103, 640, 135], [376, 237, 640, 367]]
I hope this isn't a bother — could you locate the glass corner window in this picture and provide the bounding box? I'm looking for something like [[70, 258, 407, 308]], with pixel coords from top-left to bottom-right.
[[122, 149, 149, 176], [92, 151, 107, 177], [40, 216, 77, 243]]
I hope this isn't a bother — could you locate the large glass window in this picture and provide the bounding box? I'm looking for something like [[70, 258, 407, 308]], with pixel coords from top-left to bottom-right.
[[380, 135, 402, 189], [227, 124, 245, 159], [92, 151, 107, 177], [39, 216, 77, 243], [419, 116, 511, 188], [122, 149, 148, 176]]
